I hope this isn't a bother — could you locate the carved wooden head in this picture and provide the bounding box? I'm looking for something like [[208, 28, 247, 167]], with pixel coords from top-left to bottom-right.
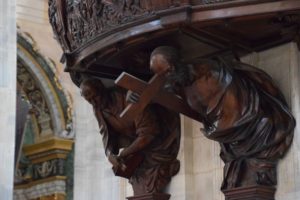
[[150, 46, 180, 75], [80, 78, 105, 107]]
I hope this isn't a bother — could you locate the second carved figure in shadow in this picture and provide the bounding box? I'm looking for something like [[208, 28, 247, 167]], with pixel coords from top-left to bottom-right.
[[80, 78, 180, 195], [147, 46, 295, 190]]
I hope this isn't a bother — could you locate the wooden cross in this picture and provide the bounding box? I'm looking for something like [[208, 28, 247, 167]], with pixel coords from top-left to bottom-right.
[[115, 72, 204, 122]]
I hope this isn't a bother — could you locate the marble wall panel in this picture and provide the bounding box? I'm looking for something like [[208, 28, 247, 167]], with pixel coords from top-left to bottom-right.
[[73, 89, 121, 200]]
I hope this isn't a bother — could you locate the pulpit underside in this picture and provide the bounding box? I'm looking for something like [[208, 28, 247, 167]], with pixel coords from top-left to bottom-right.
[[48, 0, 300, 83]]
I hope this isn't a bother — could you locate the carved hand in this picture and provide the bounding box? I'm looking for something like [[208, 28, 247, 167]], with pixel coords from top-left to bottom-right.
[[108, 154, 127, 171], [126, 90, 141, 104], [119, 148, 130, 158], [119, 134, 154, 158]]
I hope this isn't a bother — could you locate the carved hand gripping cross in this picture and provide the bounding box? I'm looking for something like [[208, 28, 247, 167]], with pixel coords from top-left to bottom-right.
[[115, 72, 203, 122]]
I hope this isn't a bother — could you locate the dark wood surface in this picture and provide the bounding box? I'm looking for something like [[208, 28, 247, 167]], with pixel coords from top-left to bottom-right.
[[126, 193, 171, 200], [49, 0, 300, 78], [117, 74, 165, 122], [80, 78, 181, 196], [222, 186, 276, 200], [113, 153, 144, 179]]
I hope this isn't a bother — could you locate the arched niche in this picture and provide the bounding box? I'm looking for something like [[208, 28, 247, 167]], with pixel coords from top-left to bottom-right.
[[14, 29, 74, 200], [17, 30, 73, 142]]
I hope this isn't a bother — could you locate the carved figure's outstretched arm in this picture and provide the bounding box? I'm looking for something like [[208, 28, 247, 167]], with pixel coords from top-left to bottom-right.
[[119, 106, 159, 158]]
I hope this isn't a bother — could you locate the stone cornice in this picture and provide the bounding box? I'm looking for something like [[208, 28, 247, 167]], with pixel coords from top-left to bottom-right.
[[23, 137, 73, 158]]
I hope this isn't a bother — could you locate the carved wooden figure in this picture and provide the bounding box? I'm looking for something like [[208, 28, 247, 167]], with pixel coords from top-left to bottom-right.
[[146, 46, 296, 199], [80, 78, 181, 199]]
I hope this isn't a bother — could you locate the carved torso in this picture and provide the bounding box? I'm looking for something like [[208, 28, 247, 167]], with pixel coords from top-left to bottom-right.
[[181, 61, 250, 132]]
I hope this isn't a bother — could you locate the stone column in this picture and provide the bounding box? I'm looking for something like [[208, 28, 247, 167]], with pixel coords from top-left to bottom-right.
[[0, 0, 16, 199], [14, 138, 73, 200]]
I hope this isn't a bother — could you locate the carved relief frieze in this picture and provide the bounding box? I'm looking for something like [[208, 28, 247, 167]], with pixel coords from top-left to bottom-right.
[[49, 0, 186, 51], [15, 157, 33, 185], [66, 0, 152, 50], [33, 159, 65, 180], [272, 14, 300, 28], [49, 0, 71, 51]]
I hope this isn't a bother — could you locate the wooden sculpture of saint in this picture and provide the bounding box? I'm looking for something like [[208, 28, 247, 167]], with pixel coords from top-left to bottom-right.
[[80, 78, 180, 195], [135, 46, 295, 190]]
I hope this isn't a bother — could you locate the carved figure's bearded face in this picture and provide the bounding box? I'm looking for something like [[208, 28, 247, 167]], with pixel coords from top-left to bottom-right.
[[80, 84, 97, 106], [80, 79, 105, 108], [150, 46, 179, 77], [150, 46, 192, 87]]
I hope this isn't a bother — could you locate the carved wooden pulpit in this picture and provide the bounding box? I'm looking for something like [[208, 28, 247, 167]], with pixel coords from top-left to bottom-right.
[[48, 1, 299, 199]]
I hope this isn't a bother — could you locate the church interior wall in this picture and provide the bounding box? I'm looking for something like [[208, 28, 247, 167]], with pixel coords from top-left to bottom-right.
[[72, 88, 122, 200], [16, 0, 75, 94], [242, 43, 300, 200]]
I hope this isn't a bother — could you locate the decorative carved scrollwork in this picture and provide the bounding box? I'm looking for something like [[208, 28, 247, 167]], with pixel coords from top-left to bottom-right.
[[17, 30, 74, 139], [33, 159, 65, 179], [17, 63, 54, 137]]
